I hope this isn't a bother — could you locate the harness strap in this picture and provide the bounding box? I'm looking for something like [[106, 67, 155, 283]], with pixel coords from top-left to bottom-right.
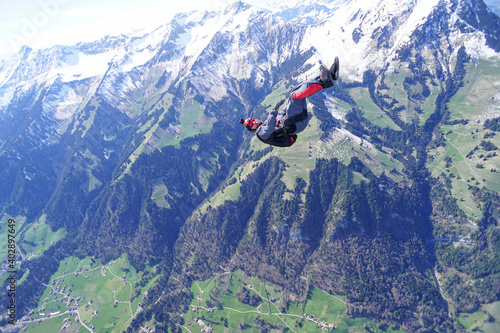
[[277, 122, 289, 138], [256, 132, 297, 147]]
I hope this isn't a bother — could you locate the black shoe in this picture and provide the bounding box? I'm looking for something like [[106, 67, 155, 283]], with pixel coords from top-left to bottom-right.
[[320, 64, 334, 88], [330, 56, 339, 80]]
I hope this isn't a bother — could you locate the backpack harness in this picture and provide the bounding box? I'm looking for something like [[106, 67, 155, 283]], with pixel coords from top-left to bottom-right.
[[256, 99, 308, 147]]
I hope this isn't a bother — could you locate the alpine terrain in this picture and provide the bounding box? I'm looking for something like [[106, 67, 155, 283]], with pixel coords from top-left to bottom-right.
[[0, 0, 499, 332]]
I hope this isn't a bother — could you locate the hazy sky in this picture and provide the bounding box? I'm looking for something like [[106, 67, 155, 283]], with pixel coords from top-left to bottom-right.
[[1, 0, 499, 60], [0, 0, 275, 59]]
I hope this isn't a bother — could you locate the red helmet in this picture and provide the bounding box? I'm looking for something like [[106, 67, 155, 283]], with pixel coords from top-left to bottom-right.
[[240, 118, 261, 133]]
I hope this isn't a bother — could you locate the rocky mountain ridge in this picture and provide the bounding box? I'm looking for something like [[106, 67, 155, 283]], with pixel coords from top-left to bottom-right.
[[1, 0, 499, 331]]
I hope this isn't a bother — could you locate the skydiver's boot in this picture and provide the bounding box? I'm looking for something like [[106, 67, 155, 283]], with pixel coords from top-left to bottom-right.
[[320, 64, 334, 88], [330, 56, 340, 80]]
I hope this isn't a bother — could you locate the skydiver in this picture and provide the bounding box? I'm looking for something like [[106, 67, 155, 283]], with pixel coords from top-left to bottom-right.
[[240, 57, 339, 147]]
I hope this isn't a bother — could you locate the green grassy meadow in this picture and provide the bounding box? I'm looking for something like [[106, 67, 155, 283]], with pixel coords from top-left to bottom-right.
[[196, 88, 407, 213], [120, 94, 216, 178], [21, 254, 158, 333], [0, 214, 66, 272], [427, 59, 500, 220], [180, 270, 402, 333], [350, 87, 401, 130], [19, 215, 67, 260], [458, 301, 500, 333]]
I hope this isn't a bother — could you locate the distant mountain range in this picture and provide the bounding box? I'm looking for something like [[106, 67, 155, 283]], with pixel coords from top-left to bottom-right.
[[1, 0, 499, 332]]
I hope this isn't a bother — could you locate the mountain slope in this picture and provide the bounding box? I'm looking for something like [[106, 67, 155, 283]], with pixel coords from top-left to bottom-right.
[[0, 0, 499, 332]]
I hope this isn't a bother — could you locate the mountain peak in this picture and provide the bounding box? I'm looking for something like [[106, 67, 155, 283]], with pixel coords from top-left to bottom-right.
[[2, 1, 500, 332], [224, 1, 252, 15], [455, 0, 500, 51]]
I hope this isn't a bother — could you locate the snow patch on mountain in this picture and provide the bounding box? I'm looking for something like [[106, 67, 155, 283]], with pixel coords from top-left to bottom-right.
[[56, 50, 116, 82], [325, 94, 347, 122], [392, 0, 441, 50], [270, 0, 341, 25], [464, 34, 500, 59], [178, 4, 281, 101], [1, 0, 499, 122], [42, 81, 83, 121], [300, 0, 499, 82]]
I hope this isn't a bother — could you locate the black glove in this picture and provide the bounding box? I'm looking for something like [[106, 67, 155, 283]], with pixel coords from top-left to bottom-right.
[[273, 99, 286, 111]]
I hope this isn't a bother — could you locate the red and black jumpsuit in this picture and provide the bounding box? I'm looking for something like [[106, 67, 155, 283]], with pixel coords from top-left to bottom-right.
[[255, 76, 328, 147]]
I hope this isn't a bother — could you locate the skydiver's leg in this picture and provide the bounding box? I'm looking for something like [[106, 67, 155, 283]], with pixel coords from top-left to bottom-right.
[[291, 58, 339, 100], [283, 59, 339, 127], [283, 77, 326, 126], [291, 77, 325, 100]]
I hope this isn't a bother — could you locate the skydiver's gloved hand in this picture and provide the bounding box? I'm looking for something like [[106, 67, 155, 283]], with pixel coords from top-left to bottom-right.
[[273, 99, 286, 112]]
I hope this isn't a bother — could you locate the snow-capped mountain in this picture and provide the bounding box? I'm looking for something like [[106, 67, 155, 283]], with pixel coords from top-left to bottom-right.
[[269, 0, 342, 25], [1, 0, 498, 120], [2, 1, 500, 330], [0, 0, 498, 213], [0, 0, 498, 210], [0, 2, 300, 139]]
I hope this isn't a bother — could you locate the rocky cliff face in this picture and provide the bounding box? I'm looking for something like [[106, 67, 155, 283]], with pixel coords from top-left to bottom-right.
[[1, 0, 499, 331]]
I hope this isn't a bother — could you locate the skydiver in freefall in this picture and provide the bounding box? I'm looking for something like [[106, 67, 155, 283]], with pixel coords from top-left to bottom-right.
[[240, 57, 339, 147]]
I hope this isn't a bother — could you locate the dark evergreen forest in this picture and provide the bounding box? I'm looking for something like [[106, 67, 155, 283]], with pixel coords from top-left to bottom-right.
[[1, 14, 499, 332]]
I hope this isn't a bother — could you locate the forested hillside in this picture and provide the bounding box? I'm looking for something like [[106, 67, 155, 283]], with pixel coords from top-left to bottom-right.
[[1, 0, 499, 332]]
